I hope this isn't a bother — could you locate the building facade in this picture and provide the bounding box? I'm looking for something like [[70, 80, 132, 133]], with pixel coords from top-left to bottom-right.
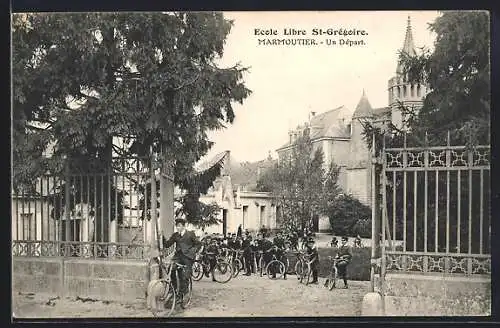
[[276, 17, 429, 231], [187, 151, 278, 236]]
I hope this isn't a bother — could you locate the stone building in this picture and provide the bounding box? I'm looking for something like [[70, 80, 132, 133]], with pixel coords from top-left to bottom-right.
[[187, 151, 279, 236], [276, 17, 429, 232]]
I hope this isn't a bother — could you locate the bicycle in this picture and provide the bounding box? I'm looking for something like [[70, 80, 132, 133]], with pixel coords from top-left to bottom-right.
[[292, 250, 308, 281], [252, 250, 265, 277], [265, 247, 288, 280], [297, 253, 316, 285], [191, 252, 233, 283], [147, 259, 193, 317], [227, 249, 244, 278], [324, 256, 339, 290]]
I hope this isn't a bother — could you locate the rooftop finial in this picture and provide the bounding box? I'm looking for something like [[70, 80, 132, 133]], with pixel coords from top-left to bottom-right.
[[362, 88, 366, 96], [407, 15, 411, 28]]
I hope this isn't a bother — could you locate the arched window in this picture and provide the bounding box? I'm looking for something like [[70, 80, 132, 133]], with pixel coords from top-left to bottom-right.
[[403, 85, 407, 97], [397, 86, 401, 98], [417, 84, 421, 97], [410, 85, 415, 97]]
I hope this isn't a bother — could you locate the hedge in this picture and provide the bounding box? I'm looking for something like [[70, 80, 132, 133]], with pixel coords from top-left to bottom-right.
[[285, 247, 371, 281]]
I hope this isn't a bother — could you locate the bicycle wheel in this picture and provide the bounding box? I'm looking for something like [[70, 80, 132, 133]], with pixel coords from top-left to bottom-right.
[[180, 277, 193, 309], [213, 261, 233, 283], [266, 260, 285, 280], [327, 270, 337, 291], [295, 260, 304, 280], [150, 280, 176, 317], [232, 258, 243, 278], [259, 256, 265, 277], [300, 264, 310, 284], [304, 264, 313, 286], [191, 261, 204, 281]]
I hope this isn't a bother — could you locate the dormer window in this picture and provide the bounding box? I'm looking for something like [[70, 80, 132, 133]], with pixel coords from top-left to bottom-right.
[[347, 123, 352, 136]]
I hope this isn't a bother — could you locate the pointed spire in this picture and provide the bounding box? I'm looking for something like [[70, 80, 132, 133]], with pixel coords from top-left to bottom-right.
[[397, 15, 417, 74], [403, 15, 417, 56], [353, 90, 373, 119]]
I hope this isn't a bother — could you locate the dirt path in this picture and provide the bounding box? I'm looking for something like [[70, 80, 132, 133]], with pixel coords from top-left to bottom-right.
[[13, 274, 369, 318]]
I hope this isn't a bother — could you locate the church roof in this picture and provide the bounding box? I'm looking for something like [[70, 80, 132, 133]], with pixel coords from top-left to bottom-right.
[[396, 16, 417, 74], [352, 90, 374, 119]]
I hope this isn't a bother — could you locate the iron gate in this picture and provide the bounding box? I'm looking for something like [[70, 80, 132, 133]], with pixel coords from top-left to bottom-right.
[[374, 134, 491, 293]]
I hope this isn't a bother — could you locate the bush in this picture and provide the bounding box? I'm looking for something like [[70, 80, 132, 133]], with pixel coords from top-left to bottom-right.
[[326, 194, 371, 238], [286, 246, 371, 281]]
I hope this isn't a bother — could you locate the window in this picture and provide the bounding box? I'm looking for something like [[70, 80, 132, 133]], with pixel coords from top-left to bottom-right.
[[260, 206, 266, 226], [242, 206, 248, 229], [20, 213, 35, 240]]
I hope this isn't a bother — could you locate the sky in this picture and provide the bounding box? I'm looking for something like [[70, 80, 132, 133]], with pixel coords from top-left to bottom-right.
[[201, 11, 440, 164]]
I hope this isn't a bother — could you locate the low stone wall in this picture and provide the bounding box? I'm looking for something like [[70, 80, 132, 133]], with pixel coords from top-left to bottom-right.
[[13, 257, 151, 302], [379, 273, 491, 316]]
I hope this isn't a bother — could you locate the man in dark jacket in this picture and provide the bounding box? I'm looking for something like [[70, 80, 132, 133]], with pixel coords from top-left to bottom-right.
[[335, 236, 352, 288], [162, 218, 202, 300], [305, 237, 319, 284], [242, 235, 253, 275]]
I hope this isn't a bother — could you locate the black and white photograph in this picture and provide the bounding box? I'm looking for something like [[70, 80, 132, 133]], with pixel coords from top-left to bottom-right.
[[11, 10, 491, 318]]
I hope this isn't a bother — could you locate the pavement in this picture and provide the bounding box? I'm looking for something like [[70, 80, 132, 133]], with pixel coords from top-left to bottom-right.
[[13, 273, 370, 318]]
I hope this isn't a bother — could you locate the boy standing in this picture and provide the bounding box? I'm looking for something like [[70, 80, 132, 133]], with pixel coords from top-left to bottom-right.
[[305, 237, 319, 284], [335, 236, 352, 289]]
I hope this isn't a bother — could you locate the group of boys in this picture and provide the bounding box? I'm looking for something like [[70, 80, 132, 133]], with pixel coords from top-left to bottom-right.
[[196, 229, 352, 288]]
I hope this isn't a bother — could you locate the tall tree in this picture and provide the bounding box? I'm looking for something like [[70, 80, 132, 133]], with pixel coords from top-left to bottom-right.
[[256, 136, 341, 233], [363, 11, 490, 148], [12, 12, 251, 228]]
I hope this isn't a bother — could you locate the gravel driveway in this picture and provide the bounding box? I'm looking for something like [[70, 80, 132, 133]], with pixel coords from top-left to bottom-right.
[[13, 274, 369, 318]]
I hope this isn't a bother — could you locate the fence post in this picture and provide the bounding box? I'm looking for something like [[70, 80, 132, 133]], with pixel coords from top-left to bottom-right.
[[160, 146, 175, 239], [370, 134, 381, 293], [63, 161, 71, 257]]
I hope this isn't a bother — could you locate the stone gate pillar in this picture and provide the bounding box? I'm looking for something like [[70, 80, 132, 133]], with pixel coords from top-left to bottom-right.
[[160, 151, 175, 238]]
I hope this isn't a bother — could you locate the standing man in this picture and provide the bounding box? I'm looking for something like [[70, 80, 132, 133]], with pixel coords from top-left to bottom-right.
[[162, 218, 202, 302], [242, 234, 253, 276], [237, 224, 243, 238]]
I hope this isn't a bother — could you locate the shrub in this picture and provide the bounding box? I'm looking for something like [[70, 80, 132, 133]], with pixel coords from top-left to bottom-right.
[[326, 194, 371, 238]]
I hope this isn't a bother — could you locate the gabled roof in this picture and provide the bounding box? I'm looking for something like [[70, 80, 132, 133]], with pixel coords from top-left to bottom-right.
[[309, 106, 351, 139]]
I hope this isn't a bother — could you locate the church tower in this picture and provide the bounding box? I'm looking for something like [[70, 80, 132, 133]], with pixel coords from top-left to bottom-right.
[[388, 16, 428, 130], [346, 90, 374, 205]]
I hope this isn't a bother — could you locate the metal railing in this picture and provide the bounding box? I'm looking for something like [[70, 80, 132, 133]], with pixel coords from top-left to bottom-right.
[[381, 137, 490, 276], [12, 156, 161, 260]]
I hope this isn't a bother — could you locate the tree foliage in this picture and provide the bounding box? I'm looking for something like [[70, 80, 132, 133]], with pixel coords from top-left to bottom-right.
[[256, 135, 341, 233], [12, 12, 251, 228], [362, 11, 490, 150], [327, 194, 372, 238]]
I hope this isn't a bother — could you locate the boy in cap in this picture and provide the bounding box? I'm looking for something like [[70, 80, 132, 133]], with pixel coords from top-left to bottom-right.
[[305, 237, 319, 284], [334, 236, 352, 288], [162, 218, 202, 302]]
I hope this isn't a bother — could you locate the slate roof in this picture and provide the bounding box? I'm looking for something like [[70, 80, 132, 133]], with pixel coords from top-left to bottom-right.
[[277, 106, 351, 150], [352, 90, 374, 119]]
